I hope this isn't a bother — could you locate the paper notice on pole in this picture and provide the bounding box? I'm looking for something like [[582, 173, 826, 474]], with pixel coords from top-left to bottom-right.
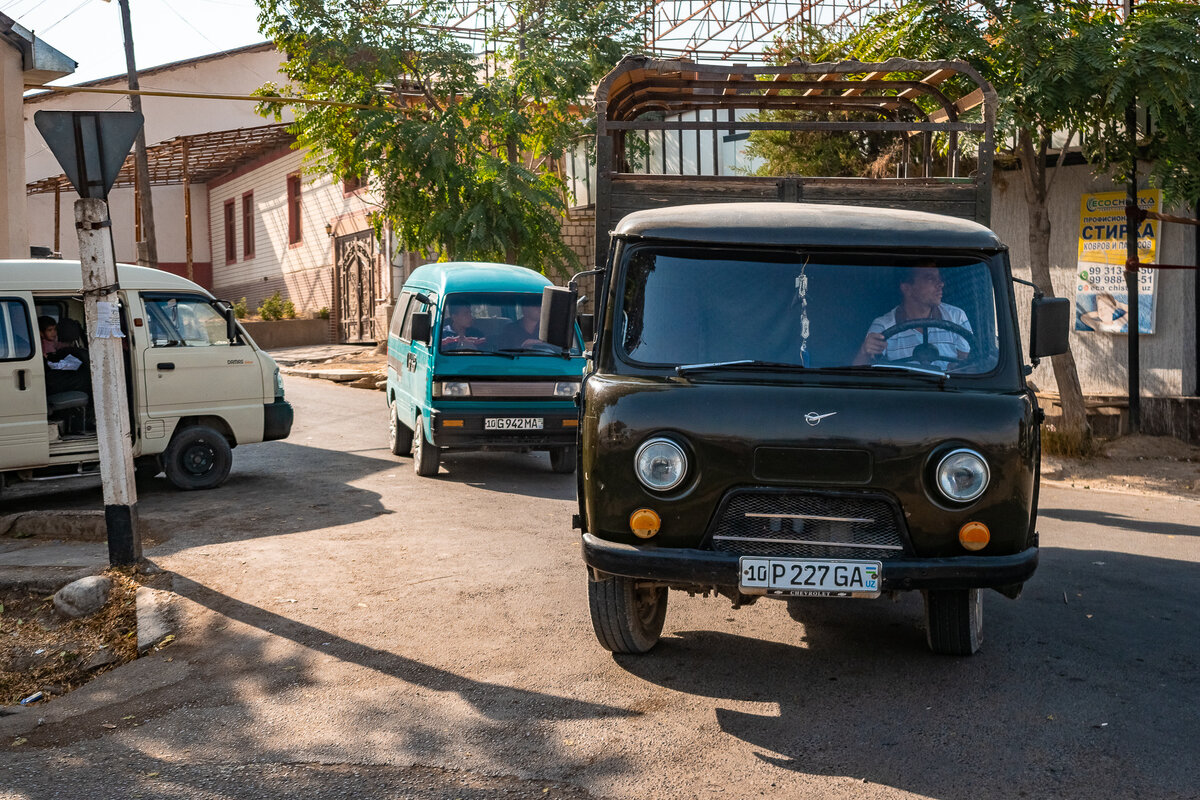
[[95, 301, 125, 338]]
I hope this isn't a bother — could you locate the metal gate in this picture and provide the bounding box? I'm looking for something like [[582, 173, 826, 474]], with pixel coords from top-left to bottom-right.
[[335, 229, 379, 343]]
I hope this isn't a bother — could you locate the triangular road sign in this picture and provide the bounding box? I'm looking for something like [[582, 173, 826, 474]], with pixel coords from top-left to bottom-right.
[[34, 110, 144, 200]]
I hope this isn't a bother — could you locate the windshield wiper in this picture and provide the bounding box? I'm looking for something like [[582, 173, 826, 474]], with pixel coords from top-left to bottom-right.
[[803, 363, 948, 381], [495, 347, 573, 360], [675, 359, 807, 376], [443, 347, 515, 359]]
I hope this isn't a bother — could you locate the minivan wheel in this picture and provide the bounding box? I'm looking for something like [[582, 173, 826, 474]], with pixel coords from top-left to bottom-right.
[[587, 572, 667, 654], [413, 425, 440, 477], [163, 425, 232, 491], [924, 588, 983, 655], [388, 403, 413, 457], [548, 445, 576, 474]]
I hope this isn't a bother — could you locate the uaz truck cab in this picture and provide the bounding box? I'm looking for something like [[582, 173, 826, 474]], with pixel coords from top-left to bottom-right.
[[538, 56, 1070, 655]]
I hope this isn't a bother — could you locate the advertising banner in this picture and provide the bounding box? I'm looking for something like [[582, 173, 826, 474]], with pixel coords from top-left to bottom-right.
[[1074, 189, 1160, 333]]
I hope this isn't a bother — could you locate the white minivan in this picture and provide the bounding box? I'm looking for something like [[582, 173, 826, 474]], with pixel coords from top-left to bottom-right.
[[0, 259, 293, 492]]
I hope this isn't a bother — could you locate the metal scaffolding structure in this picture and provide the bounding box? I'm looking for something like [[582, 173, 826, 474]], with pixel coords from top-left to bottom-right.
[[400, 1, 1128, 63]]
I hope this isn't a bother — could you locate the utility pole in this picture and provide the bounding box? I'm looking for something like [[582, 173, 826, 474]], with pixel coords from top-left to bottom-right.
[[1123, 0, 1140, 434], [117, 0, 158, 269]]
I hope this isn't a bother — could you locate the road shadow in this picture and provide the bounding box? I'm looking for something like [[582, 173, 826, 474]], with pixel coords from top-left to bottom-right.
[[432, 451, 576, 501], [612, 546, 1200, 800], [1039, 506, 1200, 537], [0, 440, 396, 556]]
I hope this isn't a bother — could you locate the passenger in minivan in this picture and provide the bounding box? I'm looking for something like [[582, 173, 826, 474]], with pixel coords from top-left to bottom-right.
[[38, 316, 91, 395], [440, 304, 486, 349], [498, 303, 542, 350], [852, 264, 971, 369]]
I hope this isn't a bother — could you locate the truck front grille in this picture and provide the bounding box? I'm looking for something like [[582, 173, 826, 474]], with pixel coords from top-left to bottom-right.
[[707, 489, 908, 560]]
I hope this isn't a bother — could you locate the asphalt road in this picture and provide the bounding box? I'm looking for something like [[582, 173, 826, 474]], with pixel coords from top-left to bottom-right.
[[2, 376, 1198, 800]]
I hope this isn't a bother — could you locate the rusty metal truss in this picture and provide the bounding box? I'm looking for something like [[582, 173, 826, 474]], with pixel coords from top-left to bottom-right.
[[26, 123, 293, 196], [395, 1, 1128, 63]]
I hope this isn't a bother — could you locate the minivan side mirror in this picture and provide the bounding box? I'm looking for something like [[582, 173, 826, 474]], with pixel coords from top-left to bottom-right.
[[411, 311, 432, 345], [539, 286, 577, 350], [1030, 296, 1070, 360], [221, 304, 239, 344]]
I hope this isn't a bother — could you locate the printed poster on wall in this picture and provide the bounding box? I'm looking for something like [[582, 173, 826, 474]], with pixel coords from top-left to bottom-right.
[[1074, 189, 1160, 334]]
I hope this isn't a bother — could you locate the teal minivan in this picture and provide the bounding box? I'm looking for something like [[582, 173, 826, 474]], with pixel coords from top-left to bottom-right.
[[385, 262, 586, 476]]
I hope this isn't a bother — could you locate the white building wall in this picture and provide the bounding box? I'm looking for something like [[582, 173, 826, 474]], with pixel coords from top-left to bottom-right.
[[992, 162, 1196, 398], [207, 148, 380, 315]]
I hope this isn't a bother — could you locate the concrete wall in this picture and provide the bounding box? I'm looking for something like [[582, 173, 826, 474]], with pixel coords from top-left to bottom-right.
[[1, 43, 26, 258], [240, 318, 331, 349], [991, 163, 1197, 398]]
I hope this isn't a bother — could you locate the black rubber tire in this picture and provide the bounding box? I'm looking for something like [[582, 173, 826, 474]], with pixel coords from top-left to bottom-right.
[[413, 424, 440, 477], [587, 572, 667, 654], [388, 402, 413, 457], [548, 445, 576, 474], [924, 588, 983, 655], [163, 425, 232, 491]]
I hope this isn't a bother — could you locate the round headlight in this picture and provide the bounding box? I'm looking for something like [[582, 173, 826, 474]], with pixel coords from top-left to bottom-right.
[[935, 449, 990, 503], [635, 437, 688, 492]]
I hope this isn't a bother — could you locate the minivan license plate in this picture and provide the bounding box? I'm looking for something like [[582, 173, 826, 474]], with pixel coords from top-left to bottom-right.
[[484, 417, 543, 430], [739, 557, 881, 598]]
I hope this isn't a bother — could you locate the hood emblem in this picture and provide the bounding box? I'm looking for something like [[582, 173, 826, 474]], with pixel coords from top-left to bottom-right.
[[804, 411, 837, 426]]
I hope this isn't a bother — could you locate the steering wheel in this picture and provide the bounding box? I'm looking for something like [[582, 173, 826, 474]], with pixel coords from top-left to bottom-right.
[[878, 318, 977, 369]]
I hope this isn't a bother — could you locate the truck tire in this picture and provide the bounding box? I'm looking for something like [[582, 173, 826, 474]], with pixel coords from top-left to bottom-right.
[[389, 402, 413, 457], [163, 425, 232, 491], [548, 446, 576, 474], [413, 424, 440, 477], [924, 588, 983, 655], [588, 573, 667, 653]]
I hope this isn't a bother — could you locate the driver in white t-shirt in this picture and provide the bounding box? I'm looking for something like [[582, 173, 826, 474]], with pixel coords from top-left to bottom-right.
[[853, 264, 971, 369]]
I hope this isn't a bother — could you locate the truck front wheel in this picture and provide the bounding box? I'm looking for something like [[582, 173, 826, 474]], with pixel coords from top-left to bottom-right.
[[163, 425, 232, 491], [924, 588, 983, 655], [587, 573, 667, 653]]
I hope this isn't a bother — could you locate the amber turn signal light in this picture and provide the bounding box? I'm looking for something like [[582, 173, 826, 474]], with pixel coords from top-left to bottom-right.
[[630, 508, 661, 539], [958, 521, 990, 551]]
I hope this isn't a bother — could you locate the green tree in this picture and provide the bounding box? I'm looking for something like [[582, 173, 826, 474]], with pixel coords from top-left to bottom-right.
[[256, 0, 641, 277]]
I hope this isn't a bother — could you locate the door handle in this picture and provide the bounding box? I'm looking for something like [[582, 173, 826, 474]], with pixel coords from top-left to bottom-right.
[[157, 362, 175, 371], [16, 369, 26, 390]]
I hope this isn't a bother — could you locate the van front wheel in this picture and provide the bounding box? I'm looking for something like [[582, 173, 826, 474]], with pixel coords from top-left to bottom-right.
[[413, 425, 440, 477], [587, 573, 667, 654], [924, 588, 983, 655], [163, 425, 232, 491], [388, 403, 413, 457]]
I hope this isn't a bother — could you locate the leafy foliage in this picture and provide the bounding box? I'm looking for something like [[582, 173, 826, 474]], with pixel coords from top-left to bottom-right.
[[232, 297, 248, 320], [256, 0, 641, 277], [257, 292, 296, 321]]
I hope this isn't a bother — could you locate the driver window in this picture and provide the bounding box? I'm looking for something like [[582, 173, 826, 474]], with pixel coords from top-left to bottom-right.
[[0, 299, 33, 361], [143, 296, 233, 347]]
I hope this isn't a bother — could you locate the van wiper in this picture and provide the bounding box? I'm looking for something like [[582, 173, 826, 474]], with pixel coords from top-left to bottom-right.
[[675, 359, 807, 376], [495, 347, 573, 360], [445, 347, 515, 359]]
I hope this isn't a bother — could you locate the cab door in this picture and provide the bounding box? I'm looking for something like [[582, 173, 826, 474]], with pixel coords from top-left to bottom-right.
[[396, 293, 434, 427], [0, 294, 50, 470], [136, 293, 265, 439]]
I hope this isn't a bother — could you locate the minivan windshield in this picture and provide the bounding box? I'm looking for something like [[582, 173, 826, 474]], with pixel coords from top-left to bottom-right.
[[619, 248, 1001, 375], [439, 292, 580, 357]]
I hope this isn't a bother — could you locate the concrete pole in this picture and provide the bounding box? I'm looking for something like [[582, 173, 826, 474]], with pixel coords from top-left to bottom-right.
[[75, 197, 141, 566], [117, 0, 158, 269]]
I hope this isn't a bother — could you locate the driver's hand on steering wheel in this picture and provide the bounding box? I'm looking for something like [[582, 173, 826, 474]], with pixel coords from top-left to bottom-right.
[[859, 331, 886, 359]]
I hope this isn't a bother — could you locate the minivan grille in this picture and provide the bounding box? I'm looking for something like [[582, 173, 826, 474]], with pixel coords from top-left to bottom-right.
[[707, 490, 908, 560]]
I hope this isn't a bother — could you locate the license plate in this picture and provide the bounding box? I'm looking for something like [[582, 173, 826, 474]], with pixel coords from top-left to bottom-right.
[[739, 557, 881, 598], [484, 417, 544, 430]]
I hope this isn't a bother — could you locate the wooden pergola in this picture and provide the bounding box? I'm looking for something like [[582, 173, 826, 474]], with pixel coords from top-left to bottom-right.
[[26, 123, 294, 280]]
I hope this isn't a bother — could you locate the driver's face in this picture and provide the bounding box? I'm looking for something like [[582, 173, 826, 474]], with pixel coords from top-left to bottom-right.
[[903, 267, 944, 307]]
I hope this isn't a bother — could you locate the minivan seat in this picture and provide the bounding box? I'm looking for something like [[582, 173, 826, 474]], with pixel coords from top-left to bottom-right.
[[56, 317, 85, 346], [47, 390, 89, 435]]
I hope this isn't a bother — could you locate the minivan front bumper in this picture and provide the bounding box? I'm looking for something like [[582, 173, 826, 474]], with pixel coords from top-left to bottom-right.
[[263, 399, 294, 442], [428, 409, 578, 449], [581, 533, 1038, 592]]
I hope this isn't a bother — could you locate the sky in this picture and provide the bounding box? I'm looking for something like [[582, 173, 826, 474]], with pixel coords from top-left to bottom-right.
[[3, 0, 265, 85]]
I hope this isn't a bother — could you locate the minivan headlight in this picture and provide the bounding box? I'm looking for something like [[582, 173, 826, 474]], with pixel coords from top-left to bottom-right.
[[553, 381, 579, 398], [433, 381, 471, 397], [935, 449, 990, 503], [635, 437, 687, 492], [273, 367, 284, 398]]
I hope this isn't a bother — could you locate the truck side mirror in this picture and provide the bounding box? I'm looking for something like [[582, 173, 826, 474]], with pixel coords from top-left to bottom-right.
[[577, 313, 594, 343], [539, 286, 577, 350], [1030, 296, 1070, 359], [410, 311, 432, 345]]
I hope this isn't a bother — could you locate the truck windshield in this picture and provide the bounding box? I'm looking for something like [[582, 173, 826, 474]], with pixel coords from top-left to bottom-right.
[[439, 292, 579, 357], [619, 249, 1002, 375]]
